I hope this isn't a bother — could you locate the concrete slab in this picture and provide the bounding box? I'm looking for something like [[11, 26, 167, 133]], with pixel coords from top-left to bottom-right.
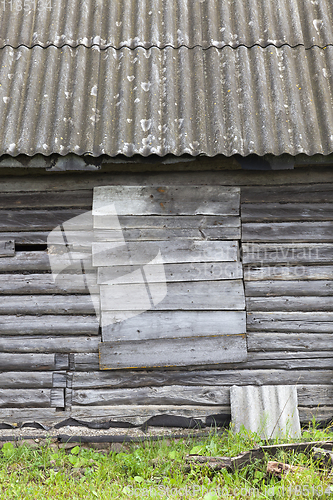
[[230, 385, 301, 439]]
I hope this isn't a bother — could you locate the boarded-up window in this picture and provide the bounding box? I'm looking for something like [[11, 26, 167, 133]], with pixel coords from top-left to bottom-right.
[[93, 186, 247, 369]]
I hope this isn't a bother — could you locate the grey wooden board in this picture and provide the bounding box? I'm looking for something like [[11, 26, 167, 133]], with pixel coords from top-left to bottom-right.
[[0, 190, 92, 208], [241, 184, 333, 203], [0, 353, 55, 371], [0, 232, 51, 244], [0, 209, 87, 231], [99, 334, 247, 369], [0, 408, 70, 424], [102, 311, 246, 342], [93, 227, 241, 240], [55, 354, 70, 370], [245, 280, 333, 296], [247, 333, 333, 352], [0, 296, 96, 315], [296, 386, 333, 407], [0, 316, 99, 335], [100, 280, 245, 311], [0, 372, 53, 389], [73, 367, 333, 386], [98, 262, 243, 284], [73, 353, 100, 371], [93, 186, 240, 216], [0, 274, 97, 294], [242, 222, 333, 242], [94, 215, 240, 229], [92, 240, 238, 267], [0, 390, 51, 408], [52, 372, 67, 388], [0, 240, 14, 256], [247, 296, 333, 312], [242, 243, 333, 265], [248, 312, 333, 332], [70, 405, 230, 425], [244, 265, 333, 281], [299, 407, 333, 423], [0, 336, 100, 353], [50, 389, 65, 408], [72, 385, 230, 407], [0, 251, 92, 272], [241, 203, 333, 222]]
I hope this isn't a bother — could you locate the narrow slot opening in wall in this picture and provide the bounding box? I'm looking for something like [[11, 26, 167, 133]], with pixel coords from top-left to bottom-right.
[[15, 243, 48, 252]]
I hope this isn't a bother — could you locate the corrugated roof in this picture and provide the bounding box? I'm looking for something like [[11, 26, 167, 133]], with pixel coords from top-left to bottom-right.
[[0, 45, 332, 157], [0, 1, 332, 158], [0, 0, 332, 49]]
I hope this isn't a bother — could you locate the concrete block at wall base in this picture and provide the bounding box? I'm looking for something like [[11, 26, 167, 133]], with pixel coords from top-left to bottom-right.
[[230, 385, 301, 439]]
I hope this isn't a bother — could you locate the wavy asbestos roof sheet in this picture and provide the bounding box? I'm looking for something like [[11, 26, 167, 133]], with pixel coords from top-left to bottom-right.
[[0, 45, 332, 157], [0, 0, 332, 49]]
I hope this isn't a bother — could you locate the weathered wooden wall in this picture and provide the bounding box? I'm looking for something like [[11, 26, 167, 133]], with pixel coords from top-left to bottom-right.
[[0, 167, 332, 425]]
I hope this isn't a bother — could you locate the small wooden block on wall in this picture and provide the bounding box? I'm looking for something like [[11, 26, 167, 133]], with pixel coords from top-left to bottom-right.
[[99, 334, 247, 370]]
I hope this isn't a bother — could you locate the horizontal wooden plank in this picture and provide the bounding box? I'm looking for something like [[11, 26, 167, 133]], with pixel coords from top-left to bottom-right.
[[242, 222, 333, 242], [0, 232, 50, 244], [241, 203, 333, 222], [247, 296, 333, 312], [242, 243, 333, 265], [102, 311, 246, 342], [74, 353, 100, 371], [0, 240, 14, 257], [99, 334, 247, 369], [248, 312, 333, 333], [0, 295, 96, 315], [241, 184, 333, 203], [0, 316, 99, 335], [0, 251, 91, 272], [100, 280, 245, 312], [0, 353, 55, 371], [50, 389, 65, 408], [94, 215, 240, 230], [0, 209, 87, 231], [72, 385, 230, 407], [0, 273, 97, 294], [0, 336, 100, 353], [70, 384, 333, 408], [245, 280, 333, 296], [98, 262, 243, 284], [93, 186, 240, 216], [0, 190, 92, 209], [93, 227, 241, 240], [0, 372, 53, 389], [244, 265, 333, 281], [70, 405, 230, 425], [93, 240, 239, 267], [0, 389, 51, 408], [247, 333, 333, 352]]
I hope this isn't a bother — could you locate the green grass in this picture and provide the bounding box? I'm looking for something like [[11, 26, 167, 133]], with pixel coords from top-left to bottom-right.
[[1, 420, 333, 499]]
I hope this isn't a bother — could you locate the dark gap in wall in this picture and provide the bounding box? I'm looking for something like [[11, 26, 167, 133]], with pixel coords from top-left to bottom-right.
[[15, 243, 48, 252]]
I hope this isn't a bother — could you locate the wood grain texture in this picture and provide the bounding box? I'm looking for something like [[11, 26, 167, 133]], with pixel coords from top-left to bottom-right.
[[242, 243, 333, 265], [247, 333, 333, 352], [0, 295, 96, 315], [0, 190, 92, 208], [0, 240, 14, 256], [242, 222, 333, 242], [93, 240, 238, 267], [0, 353, 56, 371], [72, 385, 230, 407], [0, 336, 100, 353], [100, 280, 245, 311], [0, 372, 53, 389], [94, 215, 240, 230], [102, 311, 246, 342], [93, 226, 241, 240], [247, 312, 333, 332], [0, 316, 99, 335], [0, 209, 87, 231], [99, 334, 247, 369], [50, 389, 65, 408], [98, 262, 243, 284], [245, 280, 333, 297], [0, 274, 97, 294], [244, 265, 333, 281], [241, 203, 333, 222], [241, 184, 333, 203], [93, 186, 240, 216], [247, 296, 333, 312], [0, 389, 51, 408]]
